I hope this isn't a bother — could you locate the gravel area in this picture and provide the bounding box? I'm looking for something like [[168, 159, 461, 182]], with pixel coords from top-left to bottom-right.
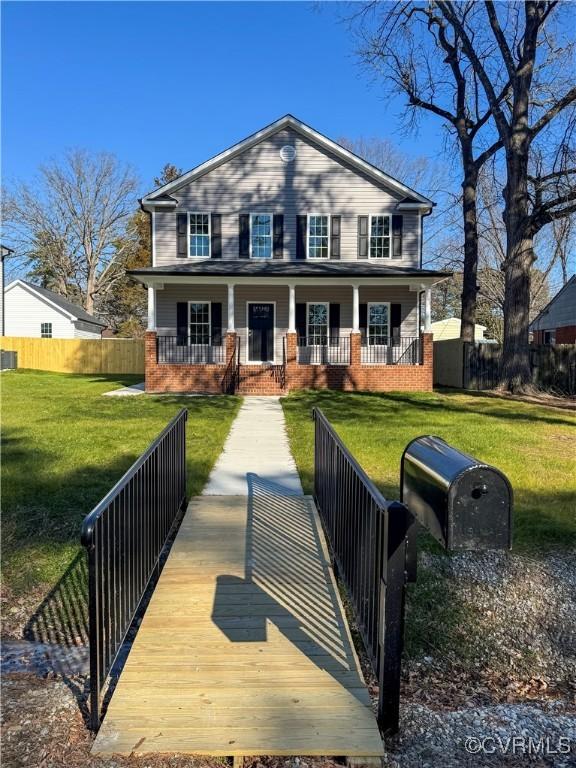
[[1, 550, 574, 767]]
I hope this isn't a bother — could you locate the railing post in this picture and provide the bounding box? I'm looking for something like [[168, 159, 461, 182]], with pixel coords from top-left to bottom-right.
[[378, 501, 412, 736], [87, 541, 101, 730]]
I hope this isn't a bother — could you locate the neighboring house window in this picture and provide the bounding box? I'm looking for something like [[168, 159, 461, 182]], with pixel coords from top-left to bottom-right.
[[189, 302, 210, 344], [307, 303, 328, 345], [189, 213, 210, 258], [307, 215, 329, 259], [368, 303, 389, 344], [369, 216, 391, 259], [250, 214, 273, 259], [543, 330, 555, 345], [40, 323, 52, 338]]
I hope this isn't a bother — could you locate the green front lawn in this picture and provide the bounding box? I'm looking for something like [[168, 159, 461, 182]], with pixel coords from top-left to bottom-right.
[[282, 389, 576, 549], [1, 370, 240, 600]]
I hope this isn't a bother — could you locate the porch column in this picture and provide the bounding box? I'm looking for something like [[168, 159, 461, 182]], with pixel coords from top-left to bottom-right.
[[147, 286, 156, 331], [352, 284, 360, 332], [288, 284, 296, 332], [424, 287, 432, 331], [227, 283, 235, 331]]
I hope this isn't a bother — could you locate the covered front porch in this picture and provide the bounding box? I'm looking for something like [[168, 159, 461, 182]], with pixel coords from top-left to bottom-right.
[[132, 262, 445, 395]]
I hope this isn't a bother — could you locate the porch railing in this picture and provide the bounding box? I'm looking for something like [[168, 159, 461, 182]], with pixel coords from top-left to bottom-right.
[[297, 336, 350, 365], [361, 336, 421, 365], [157, 336, 226, 364], [313, 407, 413, 735], [81, 409, 188, 730]]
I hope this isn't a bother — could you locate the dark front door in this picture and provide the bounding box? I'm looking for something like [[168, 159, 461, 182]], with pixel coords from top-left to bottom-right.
[[248, 303, 274, 362]]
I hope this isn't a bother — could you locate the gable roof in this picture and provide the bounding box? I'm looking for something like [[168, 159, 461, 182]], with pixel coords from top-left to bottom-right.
[[141, 115, 434, 209], [6, 280, 106, 327], [529, 275, 576, 330]]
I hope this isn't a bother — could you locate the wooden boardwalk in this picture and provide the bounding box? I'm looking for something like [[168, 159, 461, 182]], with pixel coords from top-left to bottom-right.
[[92, 484, 384, 758]]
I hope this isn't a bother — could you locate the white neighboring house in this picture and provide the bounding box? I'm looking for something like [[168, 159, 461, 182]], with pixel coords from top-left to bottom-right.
[[430, 317, 487, 341], [4, 280, 106, 339]]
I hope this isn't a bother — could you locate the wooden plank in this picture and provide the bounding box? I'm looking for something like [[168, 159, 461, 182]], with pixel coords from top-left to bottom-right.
[[1, 336, 144, 374], [92, 495, 383, 758]]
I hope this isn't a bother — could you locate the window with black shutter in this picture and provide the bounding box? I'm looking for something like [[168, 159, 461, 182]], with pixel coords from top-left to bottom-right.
[[239, 214, 250, 258], [357, 216, 369, 259], [177, 213, 188, 258], [392, 215, 403, 259]]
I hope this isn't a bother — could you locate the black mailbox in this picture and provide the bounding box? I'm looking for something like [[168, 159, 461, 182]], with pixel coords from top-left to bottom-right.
[[401, 436, 512, 551]]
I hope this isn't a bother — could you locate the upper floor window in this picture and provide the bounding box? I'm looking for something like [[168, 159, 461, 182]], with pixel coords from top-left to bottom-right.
[[40, 322, 52, 338], [308, 215, 329, 259], [250, 214, 273, 259], [369, 215, 391, 259], [189, 213, 210, 258], [189, 302, 210, 344]]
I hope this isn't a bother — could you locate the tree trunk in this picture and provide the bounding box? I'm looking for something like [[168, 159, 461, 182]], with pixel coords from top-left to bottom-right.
[[460, 151, 479, 342], [500, 153, 534, 392]]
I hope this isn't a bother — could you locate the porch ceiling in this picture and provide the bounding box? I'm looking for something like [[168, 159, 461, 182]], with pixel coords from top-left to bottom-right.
[[130, 260, 451, 287]]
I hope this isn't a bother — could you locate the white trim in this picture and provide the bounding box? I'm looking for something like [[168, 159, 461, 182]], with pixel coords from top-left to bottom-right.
[[249, 212, 274, 260], [306, 301, 329, 345], [424, 288, 432, 331], [151, 210, 156, 267], [368, 215, 392, 261], [288, 284, 296, 332], [367, 301, 391, 343], [188, 212, 212, 259], [142, 115, 433, 207], [306, 214, 331, 260], [187, 299, 212, 344], [137, 275, 447, 289], [246, 300, 276, 364], [352, 284, 360, 332]]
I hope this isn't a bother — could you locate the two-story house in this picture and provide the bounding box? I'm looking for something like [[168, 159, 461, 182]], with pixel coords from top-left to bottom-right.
[[131, 115, 450, 394]]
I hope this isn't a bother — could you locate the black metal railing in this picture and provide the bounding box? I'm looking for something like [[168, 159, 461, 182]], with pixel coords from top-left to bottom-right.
[[81, 409, 188, 730], [361, 336, 421, 365], [313, 408, 413, 736], [157, 336, 226, 364], [297, 336, 350, 365]]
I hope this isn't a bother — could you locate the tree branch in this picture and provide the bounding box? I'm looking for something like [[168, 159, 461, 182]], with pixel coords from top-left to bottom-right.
[[531, 85, 576, 137]]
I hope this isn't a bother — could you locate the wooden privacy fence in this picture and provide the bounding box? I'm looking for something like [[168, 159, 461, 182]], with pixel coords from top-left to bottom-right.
[[434, 339, 576, 395], [0, 336, 145, 375]]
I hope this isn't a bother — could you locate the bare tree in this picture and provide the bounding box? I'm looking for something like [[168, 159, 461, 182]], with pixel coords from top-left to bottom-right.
[[2, 150, 138, 313], [436, 0, 576, 391], [355, 1, 507, 341]]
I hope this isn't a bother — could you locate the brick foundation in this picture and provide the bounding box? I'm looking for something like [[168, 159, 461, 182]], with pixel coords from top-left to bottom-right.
[[145, 331, 434, 395]]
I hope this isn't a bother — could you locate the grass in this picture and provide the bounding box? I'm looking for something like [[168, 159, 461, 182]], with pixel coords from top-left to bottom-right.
[[1, 370, 240, 599], [281, 389, 576, 550], [282, 389, 576, 667]]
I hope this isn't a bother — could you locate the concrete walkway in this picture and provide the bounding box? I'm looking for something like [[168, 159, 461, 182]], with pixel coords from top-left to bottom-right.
[[203, 397, 304, 496]]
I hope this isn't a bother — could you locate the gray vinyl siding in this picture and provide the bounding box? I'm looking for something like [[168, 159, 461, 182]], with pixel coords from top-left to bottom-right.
[[154, 128, 421, 267], [530, 277, 576, 331], [155, 285, 418, 364]]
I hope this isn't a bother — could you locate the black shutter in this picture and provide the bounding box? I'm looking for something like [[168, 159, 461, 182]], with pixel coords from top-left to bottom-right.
[[176, 302, 188, 346], [211, 302, 222, 345], [239, 214, 250, 258], [211, 214, 222, 259], [273, 214, 284, 260], [296, 303, 306, 342], [391, 303, 402, 340], [177, 213, 188, 258], [330, 216, 341, 260], [392, 215, 403, 259], [358, 216, 369, 259], [329, 303, 340, 346], [296, 215, 307, 260], [359, 303, 368, 346]]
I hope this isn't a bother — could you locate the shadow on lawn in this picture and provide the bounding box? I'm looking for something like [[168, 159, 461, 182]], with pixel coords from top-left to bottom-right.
[[291, 389, 575, 429]]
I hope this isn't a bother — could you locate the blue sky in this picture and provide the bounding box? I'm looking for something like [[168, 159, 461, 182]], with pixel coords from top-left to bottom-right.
[[1, 0, 443, 192]]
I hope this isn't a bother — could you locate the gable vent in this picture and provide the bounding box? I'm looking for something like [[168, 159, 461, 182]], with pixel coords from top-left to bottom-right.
[[280, 145, 296, 162]]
